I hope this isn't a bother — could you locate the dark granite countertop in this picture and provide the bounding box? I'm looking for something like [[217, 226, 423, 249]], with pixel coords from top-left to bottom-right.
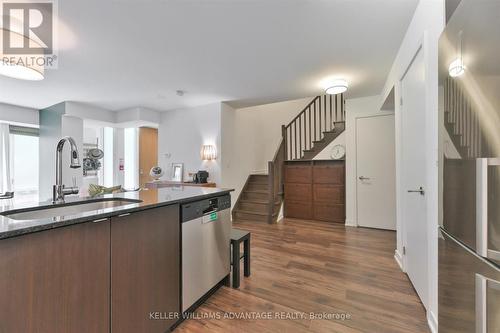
[[0, 186, 233, 240]]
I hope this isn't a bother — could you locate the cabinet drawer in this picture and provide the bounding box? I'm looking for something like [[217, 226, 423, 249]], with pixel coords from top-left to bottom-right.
[[285, 201, 313, 219], [284, 183, 312, 202], [285, 164, 312, 183], [313, 204, 345, 222], [313, 184, 344, 204], [313, 163, 344, 184]]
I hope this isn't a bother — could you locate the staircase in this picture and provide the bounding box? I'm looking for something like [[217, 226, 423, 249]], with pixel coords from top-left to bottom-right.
[[301, 122, 345, 160], [232, 94, 346, 223], [232, 174, 281, 222], [444, 76, 489, 158]]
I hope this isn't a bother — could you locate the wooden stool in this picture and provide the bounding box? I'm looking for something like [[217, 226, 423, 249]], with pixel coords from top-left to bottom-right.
[[230, 229, 251, 288]]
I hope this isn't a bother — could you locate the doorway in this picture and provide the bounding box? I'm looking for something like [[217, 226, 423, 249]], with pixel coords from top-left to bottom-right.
[[400, 46, 428, 308], [139, 127, 158, 187], [356, 114, 396, 230]]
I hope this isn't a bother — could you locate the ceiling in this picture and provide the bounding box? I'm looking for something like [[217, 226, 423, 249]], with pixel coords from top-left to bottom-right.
[[0, 0, 418, 111]]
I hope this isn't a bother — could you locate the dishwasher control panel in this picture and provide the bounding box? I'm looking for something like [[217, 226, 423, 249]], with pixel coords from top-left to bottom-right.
[[181, 194, 231, 222]]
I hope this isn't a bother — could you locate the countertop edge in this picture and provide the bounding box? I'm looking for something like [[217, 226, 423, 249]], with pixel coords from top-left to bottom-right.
[[0, 189, 233, 240]]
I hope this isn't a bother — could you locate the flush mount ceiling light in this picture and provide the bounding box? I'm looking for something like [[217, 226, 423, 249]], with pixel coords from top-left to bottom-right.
[[0, 28, 45, 81], [325, 79, 348, 95], [201, 145, 217, 161], [449, 30, 465, 78]]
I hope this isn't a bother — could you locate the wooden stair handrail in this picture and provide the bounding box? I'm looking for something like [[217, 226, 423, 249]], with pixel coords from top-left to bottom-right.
[[283, 94, 345, 161]]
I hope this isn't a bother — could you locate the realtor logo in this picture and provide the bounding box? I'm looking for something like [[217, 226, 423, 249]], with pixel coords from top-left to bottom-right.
[[2, 1, 53, 54]]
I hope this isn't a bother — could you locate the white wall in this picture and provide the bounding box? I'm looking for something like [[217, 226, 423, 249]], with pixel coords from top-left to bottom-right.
[[158, 103, 222, 184], [0, 103, 38, 126], [313, 132, 346, 160], [65, 102, 115, 124], [380, 0, 445, 330], [221, 97, 312, 205], [115, 107, 161, 128], [343, 96, 394, 227]]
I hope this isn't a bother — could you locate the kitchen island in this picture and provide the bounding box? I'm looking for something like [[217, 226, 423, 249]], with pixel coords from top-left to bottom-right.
[[0, 186, 232, 333]]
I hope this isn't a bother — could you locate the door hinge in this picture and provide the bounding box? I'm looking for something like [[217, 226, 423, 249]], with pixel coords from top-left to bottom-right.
[[400, 97, 403, 106], [403, 246, 406, 255]]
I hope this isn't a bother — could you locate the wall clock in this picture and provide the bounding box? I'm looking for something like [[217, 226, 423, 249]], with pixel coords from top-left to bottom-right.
[[330, 144, 346, 160]]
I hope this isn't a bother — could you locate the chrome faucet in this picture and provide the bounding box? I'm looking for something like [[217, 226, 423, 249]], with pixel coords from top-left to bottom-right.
[[53, 136, 81, 203]]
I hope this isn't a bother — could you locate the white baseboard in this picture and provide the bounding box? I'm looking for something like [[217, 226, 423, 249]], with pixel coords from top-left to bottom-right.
[[394, 249, 404, 271], [345, 220, 357, 227], [427, 310, 438, 333]]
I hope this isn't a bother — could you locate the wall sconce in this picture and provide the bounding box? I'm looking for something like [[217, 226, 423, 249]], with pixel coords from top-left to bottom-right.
[[201, 145, 217, 160]]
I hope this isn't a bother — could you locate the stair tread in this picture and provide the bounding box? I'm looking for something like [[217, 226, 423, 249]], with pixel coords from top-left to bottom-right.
[[234, 209, 269, 216], [240, 199, 268, 204], [244, 189, 269, 194], [240, 198, 281, 205]]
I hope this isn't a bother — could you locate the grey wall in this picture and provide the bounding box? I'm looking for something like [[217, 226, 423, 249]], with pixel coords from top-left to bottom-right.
[[39, 104, 84, 201]]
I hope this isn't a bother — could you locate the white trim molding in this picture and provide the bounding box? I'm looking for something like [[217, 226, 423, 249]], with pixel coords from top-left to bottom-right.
[[427, 310, 438, 333], [345, 219, 357, 227], [394, 249, 404, 271]]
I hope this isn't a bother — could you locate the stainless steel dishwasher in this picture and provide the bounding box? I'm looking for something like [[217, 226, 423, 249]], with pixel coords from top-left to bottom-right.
[[181, 194, 231, 312]]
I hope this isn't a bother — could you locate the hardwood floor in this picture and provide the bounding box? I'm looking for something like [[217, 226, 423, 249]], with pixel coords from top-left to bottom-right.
[[176, 218, 429, 333]]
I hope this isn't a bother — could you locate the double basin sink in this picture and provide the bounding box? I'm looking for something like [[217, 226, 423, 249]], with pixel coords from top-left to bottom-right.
[[1, 198, 142, 221]]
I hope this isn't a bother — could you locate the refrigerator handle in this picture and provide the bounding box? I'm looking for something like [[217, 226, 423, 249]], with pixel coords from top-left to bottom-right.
[[476, 158, 500, 261]]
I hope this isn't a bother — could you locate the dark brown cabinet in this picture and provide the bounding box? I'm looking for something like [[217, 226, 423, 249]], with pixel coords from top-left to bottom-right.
[[284, 160, 345, 223], [0, 220, 111, 333], [111, 206, 180, 333], [0, 205, 181, 333]]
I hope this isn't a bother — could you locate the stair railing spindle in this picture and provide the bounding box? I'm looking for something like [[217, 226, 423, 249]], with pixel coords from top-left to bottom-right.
[[308, 107, 312, 150], [324, 95, 327, 132], [299, 114, 302, 159], [329, 95, 333, 130], [313, 101, 317, 142], [319, 96, 322, 136]]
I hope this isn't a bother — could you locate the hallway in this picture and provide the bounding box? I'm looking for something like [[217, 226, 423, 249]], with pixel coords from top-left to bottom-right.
[[177, 218, 429, 333]]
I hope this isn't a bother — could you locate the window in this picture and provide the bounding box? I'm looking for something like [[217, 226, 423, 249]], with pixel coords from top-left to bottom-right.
[[9, 127, 39, 203]]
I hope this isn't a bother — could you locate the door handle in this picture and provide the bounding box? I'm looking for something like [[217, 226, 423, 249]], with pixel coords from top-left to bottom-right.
[[407, 187, 425, 195], [358, 176, 370, 180]]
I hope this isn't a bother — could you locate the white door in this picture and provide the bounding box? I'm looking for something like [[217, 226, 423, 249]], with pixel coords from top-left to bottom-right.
[[356, 115, 396, 230], [401, 47, 428, 308]]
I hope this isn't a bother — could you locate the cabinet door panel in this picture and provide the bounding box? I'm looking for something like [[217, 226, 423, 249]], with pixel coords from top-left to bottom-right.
[[313, 204, 345, 222], [313, 184, 345, 204], [285, 164, 312, 183], [285, 201, 313, 219], [313, 163, 345, 184], [111, 206, 180, 333], [0, 221, 110, 333], [284, 183, 312, 202]]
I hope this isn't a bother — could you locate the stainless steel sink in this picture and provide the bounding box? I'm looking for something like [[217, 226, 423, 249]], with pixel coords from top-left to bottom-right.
[[2, 199, 142, 221]]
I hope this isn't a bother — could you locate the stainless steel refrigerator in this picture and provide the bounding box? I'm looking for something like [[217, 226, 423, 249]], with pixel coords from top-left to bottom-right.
[[439, 0, 500, 332]]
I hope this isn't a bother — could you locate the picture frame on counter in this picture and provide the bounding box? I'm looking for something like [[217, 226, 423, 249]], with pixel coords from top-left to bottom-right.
[[171, 163, 184, 182]]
